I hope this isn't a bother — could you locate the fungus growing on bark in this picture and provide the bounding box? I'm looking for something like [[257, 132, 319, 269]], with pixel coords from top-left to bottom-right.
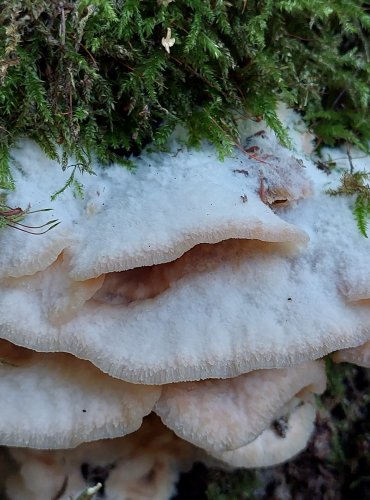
[[0, 341, 160, 449], [6, 416, 195, 500], [1, 111, 370, 497], [1, 344, 325, 496], [1, 226, 370, 384], [209, 402, 317, 468], [154, 361, 326, 455], [0, 135, 308, 283], [0, 339, 325, 466], [0, 133, 316, 385]]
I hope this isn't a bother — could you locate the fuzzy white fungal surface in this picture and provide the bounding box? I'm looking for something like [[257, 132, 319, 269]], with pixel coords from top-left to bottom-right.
[[0, 346, 160, 449], [6, 416, 195, 500], [154, 360, 326, 453], [0, 133, 307, 281], [210, 402, 317, 468], [0, 110, 370, 384], [1, 107, 370, 496]]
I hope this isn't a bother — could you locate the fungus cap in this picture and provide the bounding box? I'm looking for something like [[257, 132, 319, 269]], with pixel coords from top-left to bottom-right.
[[0, 136, 309, 282], [6, 416, 195, 500], [0, 340, 160, 449], [2, 121, 370, 384], [154, 361, 326, 453], [209, 402, 316, 468], [2, 231, 370, 384], [332, 340, 370, 368]]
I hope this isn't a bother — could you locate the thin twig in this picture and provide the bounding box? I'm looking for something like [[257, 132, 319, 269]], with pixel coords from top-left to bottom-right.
[[80, 43, 98, 66]]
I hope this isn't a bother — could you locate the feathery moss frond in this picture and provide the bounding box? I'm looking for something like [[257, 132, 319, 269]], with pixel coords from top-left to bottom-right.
[[0, 0, 369, 193], [327, 170, 370, 237]]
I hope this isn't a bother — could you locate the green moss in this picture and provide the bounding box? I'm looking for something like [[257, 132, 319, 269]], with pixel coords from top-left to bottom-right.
[[1, 1, 370, 191], [327, 170, 370, 237], [206, 469, 260, 500]]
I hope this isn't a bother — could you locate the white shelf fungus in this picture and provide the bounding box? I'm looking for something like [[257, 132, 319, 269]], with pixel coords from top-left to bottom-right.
[[333, 340, 370, 368], [1, 108, 370, 498], [1, 231, 370, 384], [209, 402, 317, 469], [0, 340, 160, 449], [6, 416, 195, 500], [154, 361, 326, 454], [0, 134, 307, 282], [2, 344, 324, 497], [0, 340, 324, 457]]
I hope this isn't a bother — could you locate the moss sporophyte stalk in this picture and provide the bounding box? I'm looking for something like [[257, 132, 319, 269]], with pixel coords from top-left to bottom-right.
[[0, 203, 59, 234], [0, 0, 370, 192]]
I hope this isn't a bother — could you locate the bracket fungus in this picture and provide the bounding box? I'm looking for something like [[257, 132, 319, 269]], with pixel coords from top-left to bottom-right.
[[0, 340, 161, 449], [1, 111, 370, 497], [333, 340, 370, 368], [6, 416, 195, 500], [208, 402, 317, 469], [154, 361, 326, 455]]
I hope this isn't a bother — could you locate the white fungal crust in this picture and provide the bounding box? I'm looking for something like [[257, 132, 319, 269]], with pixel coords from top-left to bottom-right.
[[208, 402, 316, 468], [0, 341, 161, 449], [154, 361, 326, 453], [0, 135, 309, 283], [2, 107, 370, 492], [65, 137, 310, 280], [6, 416, 196, 500], [0, 141, 77, 280], [1, 230, 370, 384], [1, 128, 370, 383], [332, 340, 370, 368], [2, 252, 105, 325]]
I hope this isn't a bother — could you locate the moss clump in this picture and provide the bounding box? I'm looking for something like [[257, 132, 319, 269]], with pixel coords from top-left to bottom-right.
[[1, 1, 370, 190], [327, 170, 370, 237]]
